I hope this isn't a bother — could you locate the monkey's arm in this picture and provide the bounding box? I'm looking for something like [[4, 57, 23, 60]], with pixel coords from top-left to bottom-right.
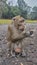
[[12, 31, 26, 41], [25, 31, 33, 37], [6, 25, 12, 41], [12, 31, 33, 42], [6, 25, 24, 41], [7, 25, 33, 42]]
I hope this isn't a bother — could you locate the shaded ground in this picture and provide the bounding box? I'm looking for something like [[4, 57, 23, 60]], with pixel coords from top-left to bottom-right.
[[0, 23, 37, 65]]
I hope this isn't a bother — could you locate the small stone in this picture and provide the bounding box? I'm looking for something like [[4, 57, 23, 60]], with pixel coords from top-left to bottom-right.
[[27, 57, 32, 62], [15, 62, 17, 65], [28, 50, 31, 53], [0, 58, 3, 63], [25, 62, 33, 65], [0, 48, 3, 57], [32, 58, 37, 63], [16, 59, 19, 62], [12, 61, 15, 63], [0, 48, 2, 52]]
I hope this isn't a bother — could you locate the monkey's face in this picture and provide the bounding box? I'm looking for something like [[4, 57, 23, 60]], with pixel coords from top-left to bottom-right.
[[18, 18, 26, 31], [12, 16, 26, 31]]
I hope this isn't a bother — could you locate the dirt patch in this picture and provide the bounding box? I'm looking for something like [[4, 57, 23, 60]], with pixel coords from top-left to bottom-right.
[[0, 23, 37, 65]]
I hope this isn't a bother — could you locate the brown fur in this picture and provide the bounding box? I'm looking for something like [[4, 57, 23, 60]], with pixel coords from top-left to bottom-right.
[[6, 15, 33, 56]]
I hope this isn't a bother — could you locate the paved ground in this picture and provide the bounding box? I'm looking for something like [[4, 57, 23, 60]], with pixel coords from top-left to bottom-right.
[[0, 23, 37, 65]]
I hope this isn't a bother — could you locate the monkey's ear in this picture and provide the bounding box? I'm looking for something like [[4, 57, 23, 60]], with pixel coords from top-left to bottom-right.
[[12, 17, 16, 21]]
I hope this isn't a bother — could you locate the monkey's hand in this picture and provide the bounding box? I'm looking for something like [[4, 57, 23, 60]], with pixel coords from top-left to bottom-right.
[[30, 30, 33, 35], [23, 30, 33, 37]]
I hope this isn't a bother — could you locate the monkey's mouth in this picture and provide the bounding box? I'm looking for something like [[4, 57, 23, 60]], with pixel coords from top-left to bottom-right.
[[20, 28, 24, 31], [19, 26, 24, 31]]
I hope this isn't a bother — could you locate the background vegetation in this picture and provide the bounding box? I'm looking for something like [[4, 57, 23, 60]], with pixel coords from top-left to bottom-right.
[[0, 0, 37, 21]]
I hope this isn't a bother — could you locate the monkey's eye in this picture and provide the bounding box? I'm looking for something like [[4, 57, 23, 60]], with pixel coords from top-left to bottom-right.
[[18, 24, 21, 26], [13, 18, 15, 21], [20, 20, 24, 23], [13, 17, 16, 21]]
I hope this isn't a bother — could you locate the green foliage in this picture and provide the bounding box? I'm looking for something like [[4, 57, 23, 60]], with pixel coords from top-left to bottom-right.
[[2, 6, 9, 19], [17, 0, 27, 18], [2, 5, 21, 19], [29, 6, 37, 20], [33, 6, 37, 12], [0, 0, 7, 18], [11, 6, 21, 16], [0, 0, 37, 20]]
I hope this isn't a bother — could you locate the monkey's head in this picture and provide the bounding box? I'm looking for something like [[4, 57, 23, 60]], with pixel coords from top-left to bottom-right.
[[12, 15, 26, 31]]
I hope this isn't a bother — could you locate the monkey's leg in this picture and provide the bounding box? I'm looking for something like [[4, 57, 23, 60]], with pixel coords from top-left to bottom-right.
[[7, 41, 12, 57], [11, 43, 16, 57], [21, 40, 26, 57], [14, 41, 22, 56]]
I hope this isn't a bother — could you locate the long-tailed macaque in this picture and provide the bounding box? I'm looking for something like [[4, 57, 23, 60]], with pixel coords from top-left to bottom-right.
[[6, 15, 33, 57]]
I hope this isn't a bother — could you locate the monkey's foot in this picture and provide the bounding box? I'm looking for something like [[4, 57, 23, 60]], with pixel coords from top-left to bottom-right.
[[21, 52, 26, 57], [12, 54, 15, 57]]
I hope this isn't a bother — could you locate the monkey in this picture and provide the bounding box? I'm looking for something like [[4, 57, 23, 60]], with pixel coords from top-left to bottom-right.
[[6, 15, 33, 57]]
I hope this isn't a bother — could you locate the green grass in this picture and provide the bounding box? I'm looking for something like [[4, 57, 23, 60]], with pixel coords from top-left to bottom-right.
[[0, 19, 11, 24], [26, 20, 37, 23], [0, 19, 37, 24]]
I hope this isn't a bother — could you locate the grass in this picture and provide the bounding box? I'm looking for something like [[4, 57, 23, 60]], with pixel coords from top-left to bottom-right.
[[0, 19, 11, 24], [26, 20, 37, 23], [0, 19, 37, 24]]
